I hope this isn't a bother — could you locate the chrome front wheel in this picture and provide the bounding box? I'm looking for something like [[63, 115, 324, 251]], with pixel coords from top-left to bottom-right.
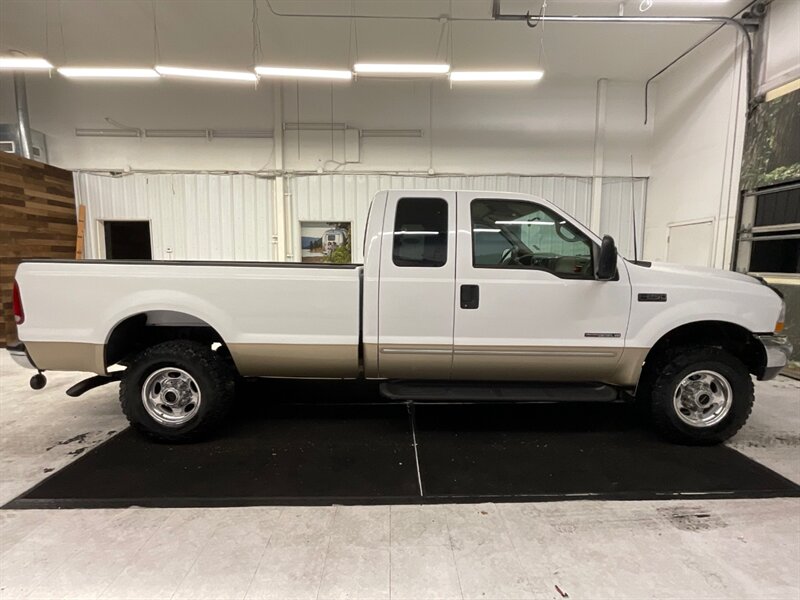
[[672, 369, 732, 428], [141, 367, 202, 427]]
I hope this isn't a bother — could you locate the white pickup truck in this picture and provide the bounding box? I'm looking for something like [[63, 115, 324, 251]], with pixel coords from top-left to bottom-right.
[[9, 190, 791, 444]]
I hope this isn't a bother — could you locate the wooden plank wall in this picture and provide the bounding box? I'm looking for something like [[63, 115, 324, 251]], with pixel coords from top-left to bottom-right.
[[0, 153, 77, 347]]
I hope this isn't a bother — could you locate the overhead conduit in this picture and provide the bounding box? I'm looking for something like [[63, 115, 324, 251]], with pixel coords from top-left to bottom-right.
[[490, 0, 757, 123]]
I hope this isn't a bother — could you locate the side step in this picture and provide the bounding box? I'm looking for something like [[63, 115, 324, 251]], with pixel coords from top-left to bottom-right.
[[379, 380, 620, 403]]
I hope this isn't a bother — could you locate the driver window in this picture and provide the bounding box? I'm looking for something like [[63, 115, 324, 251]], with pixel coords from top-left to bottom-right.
[[471, 198, 594, 279]]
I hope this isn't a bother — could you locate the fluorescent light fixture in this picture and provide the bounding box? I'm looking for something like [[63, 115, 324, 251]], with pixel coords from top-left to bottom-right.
[[156, 65, 256, 82], [354, 63, 450, 76], [0, 57, 53, 70], [59, 67, 159, 78], [256, 66, 352, 80], [450, 70, 543, 82]]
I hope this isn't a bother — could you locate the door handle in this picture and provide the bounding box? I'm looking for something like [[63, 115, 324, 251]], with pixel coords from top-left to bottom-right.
[[460, 284, 480, 309]]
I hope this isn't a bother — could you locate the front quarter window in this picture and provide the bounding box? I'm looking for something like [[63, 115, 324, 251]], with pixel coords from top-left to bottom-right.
[[471, 198, 593, 278]]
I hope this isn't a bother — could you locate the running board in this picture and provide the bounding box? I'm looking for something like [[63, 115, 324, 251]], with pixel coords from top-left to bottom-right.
[[379, 381, 620, 403]]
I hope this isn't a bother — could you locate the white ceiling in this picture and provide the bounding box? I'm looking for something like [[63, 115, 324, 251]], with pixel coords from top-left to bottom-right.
[[0, 0, 753, 81]]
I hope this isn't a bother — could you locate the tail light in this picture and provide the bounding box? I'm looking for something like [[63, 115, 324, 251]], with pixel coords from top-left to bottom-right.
[[12, 281, 24, 325]]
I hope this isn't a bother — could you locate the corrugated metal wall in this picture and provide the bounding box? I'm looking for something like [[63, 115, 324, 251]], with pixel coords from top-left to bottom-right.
[[74, 173, 275, 261], [74, 172, 646, 264], [599, 177, 648, 260], [290, 174, 594, 262]]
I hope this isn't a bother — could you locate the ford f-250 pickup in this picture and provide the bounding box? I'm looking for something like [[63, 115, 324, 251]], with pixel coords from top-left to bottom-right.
[[9, 190, 792, 444]]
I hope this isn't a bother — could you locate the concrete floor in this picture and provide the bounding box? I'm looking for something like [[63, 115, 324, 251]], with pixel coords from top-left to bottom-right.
[[0, 352, 798, 600]]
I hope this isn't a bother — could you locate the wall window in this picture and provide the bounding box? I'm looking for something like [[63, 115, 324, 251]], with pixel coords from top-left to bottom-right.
[[392, 198, 448, 267], [471, 198, 593, 278], [736, 184, 800, 275]]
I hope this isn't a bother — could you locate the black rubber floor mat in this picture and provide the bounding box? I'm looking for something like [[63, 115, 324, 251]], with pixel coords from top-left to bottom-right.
[[9, 399, 420, 508], [6, 381, 799, 508], [414, 403, 800, 502]]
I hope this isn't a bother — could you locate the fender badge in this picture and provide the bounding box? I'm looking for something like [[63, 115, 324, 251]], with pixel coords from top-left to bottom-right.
[[638, 293, 667, 302], [584, 332, 621, 338]]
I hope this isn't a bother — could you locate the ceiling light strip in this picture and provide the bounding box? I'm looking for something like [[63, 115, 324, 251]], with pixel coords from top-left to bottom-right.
[[0, 57, 53, 70], [256, 66, 352, 80], [156, 65, 256, 82], [59, 67, 159, 78], [449, 71, 543, 82], [354, 63, 450, 76]]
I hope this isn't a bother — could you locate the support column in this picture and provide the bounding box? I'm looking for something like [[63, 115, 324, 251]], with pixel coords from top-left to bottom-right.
[[272, 82, 287, 261]]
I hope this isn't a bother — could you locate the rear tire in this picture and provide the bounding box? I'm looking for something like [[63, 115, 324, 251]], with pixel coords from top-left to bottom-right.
[[120, 340, 235, 442], [643, 346, 754, 445]]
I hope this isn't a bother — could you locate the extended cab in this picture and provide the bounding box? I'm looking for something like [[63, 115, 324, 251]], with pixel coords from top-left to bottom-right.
[[9, 190, 792, 444]]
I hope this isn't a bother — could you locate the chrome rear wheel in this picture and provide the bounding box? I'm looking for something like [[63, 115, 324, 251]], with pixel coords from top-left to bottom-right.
[[121, 340, 235, 442], [142, 367, 202, 427]]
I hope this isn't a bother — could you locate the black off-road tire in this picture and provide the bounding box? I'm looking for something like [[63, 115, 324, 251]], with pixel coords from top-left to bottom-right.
[[642, 345, 754, 445], [120, 340, 235, 442]]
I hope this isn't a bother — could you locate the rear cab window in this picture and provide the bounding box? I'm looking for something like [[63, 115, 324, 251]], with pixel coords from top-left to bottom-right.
[[392, 197, 448, 267]]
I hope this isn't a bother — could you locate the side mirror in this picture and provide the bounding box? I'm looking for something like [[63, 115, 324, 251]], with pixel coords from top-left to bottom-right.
[[596, 235, 618, 280]]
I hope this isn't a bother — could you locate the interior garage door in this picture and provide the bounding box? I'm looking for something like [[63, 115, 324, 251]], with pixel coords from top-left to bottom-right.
[[667, 219, 715, 267]]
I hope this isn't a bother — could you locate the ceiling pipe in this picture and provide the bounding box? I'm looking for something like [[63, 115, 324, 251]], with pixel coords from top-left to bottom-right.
[[491, 0, 755, 123], [13, 72, 33, 160]]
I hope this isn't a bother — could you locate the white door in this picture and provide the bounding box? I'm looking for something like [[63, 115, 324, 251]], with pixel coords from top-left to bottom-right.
[[667, 220, 714, 267], [452, 192, 632, 383], [377, 191, 456, 378]]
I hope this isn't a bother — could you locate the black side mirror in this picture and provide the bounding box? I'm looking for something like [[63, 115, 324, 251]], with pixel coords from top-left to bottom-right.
[[596, 235, 618, 280]]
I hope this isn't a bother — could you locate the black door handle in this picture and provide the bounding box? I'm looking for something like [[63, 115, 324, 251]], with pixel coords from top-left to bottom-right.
[[460, 284, 479, 309]]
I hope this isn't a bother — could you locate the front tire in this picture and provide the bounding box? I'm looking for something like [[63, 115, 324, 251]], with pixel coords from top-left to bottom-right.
[[120, 340, 235, 442], [644, 346, 754, 445]]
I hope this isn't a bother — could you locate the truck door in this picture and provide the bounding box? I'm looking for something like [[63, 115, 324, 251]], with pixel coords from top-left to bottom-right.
[[377, 191, 456, 378], [452, 192, 634, 383]]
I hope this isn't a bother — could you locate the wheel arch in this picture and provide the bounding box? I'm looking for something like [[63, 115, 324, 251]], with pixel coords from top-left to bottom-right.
[[638, 320, 767, 392], [105, 310, 230, 370]]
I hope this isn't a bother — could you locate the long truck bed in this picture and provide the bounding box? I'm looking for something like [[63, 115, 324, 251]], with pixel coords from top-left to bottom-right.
[[14, 260, 363, 378]]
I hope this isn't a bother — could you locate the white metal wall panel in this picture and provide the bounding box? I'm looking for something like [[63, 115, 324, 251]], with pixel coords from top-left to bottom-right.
[[75, 171, 646, 265], [290, 174, 594, 262], [74, 173, 275, 261], [599, 177, 648, 260]]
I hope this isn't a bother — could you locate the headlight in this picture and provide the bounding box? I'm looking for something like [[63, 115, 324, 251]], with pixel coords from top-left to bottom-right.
[[776, 300, 786, 333]]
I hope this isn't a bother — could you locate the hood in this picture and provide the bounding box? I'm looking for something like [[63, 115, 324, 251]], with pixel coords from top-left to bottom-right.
[[629, 261, 763, 287]]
